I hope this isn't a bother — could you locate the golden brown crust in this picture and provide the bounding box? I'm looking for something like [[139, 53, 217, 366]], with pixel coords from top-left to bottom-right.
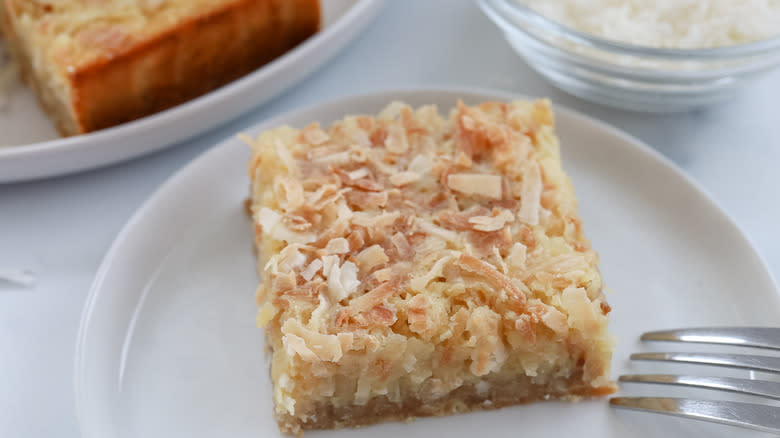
[[277, 373, 615, 435], [1, 0, 320, 136], [69, 0, 319, 134]]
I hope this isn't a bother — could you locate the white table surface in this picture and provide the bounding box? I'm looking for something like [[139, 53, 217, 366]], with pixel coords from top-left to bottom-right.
[[1, 1, 778, 437]]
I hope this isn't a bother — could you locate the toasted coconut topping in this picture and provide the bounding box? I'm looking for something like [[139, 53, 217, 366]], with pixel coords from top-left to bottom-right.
[[301, 124, 330, 145], [455, 151, 473, 168], [355, 244, 390, 272], [385, 124, 409, 154], [255, 283, 267, 305], [408, 154, 433, 174], [367, 305, 396, 326], [561, 287, 603, 335], [308, 295, 330, 332], [410, 254, 455, 291], [283, 319, 343, 362], [347, 167, 371, 181], [466, 307, 506, 376], [468, 209, 515, 232], [518, 162, 543, 225], [347, 191, 389, 209], [275, 176, 305, 210], [322, 256, 360, 302], [540, 305, 569, 335], [447, 173, 503, 199], [278, 245, 306, 273], [352, 211, 400, 231], [300, 259, 323, 281], [372, 267, 393, 284], [256, 302, 276, 327], [274, 139, 297, 174], [389, 171, 421, 187], [456, 254, 526, 307], [348, 279, 398, 314], [284, 333, 319, 362], [256, 207, 281, 232], [247, 99, 611, 409], [507, 242, 527, 270], [414, 218, 460, 243], [325, 237, 350, 255], [407, 294, 431, 334], [390, 232, 413, 260]]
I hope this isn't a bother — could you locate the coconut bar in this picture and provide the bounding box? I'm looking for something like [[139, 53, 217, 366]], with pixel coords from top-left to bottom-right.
[[245, 99, 615, 435]]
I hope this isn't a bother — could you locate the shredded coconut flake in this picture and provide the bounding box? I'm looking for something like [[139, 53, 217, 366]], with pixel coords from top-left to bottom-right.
[[414, 218, 460, 243], [389, 171, 421, 187], [468, 209, 515, 232], [308, 295, 330, 331], [340, 262, 360, 292], [284, 333, 319, 362], [377, 101, 408, 120], [347, 168, 370, 181], [301, 260, 322, 281], [407, 154, 433, 174], [256, 207, 281, 232], [274, 139, 297, 173], [385, 124, 409, 154], [283, 320, 343, 362], [325, 238, 350, 254], [411, 255, 455, 291], [355, 244, 389, 271], [314, 151, 351, 164], [518, 0, 780, 49], [507, 242, 528, 270], [302, 124, 330, 145], [348, 280, 397, 314], [278, 246, 306, 273], [276, 177, 305, 210], [447, 173, 503, 199], [323, 256, 359, 302], [517, 162, 542, 226]]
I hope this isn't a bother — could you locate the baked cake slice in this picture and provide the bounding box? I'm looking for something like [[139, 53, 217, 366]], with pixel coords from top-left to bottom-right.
[[245, 99, 615, 435], [0, 0, 319, 136]]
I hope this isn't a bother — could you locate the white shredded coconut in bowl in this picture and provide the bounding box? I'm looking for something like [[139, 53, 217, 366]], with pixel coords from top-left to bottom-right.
[[517, 0, 780, 49]]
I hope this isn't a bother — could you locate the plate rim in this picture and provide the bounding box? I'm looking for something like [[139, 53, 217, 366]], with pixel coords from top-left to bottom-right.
[[73, 85, 780, 436], [0, 0, 384, 183]]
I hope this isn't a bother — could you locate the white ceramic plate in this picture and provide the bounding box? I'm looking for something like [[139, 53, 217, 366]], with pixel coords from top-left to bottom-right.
[[76, 88, 780, 438], [0, 0, 383, 183]]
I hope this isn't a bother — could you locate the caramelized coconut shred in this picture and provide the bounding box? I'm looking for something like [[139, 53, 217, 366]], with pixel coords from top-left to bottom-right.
[[245, 99, 613, 429]]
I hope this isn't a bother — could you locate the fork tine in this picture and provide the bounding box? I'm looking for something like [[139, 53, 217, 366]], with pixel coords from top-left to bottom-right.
[[619, 374, 780, 400], [641, 327, 780, 351], [631, 352, 780, 374], [610, 397, 780, 434]]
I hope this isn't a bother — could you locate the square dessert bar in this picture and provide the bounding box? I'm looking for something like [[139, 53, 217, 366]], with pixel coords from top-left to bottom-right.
[[0, 0, 319, 135], [245, 99, 615, 435]]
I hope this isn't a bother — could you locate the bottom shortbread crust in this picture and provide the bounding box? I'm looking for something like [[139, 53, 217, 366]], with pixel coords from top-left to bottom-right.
[[277, 373, 615, 435]]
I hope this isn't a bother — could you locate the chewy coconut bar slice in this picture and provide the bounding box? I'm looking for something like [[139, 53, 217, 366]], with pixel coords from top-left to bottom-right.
[[245, 99, 615, 435], [0, 0, 319, 135]]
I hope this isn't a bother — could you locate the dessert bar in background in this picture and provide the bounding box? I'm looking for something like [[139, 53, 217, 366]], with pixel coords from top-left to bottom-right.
[[0, 0, 320, 136]]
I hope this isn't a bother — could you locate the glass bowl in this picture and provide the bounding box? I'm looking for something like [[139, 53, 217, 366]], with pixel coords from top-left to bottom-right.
[[478, 0, 780, 112]]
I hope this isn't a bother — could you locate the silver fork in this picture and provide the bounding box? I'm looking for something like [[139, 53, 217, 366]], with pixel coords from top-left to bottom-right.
[[610, 327, 780, 434]]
